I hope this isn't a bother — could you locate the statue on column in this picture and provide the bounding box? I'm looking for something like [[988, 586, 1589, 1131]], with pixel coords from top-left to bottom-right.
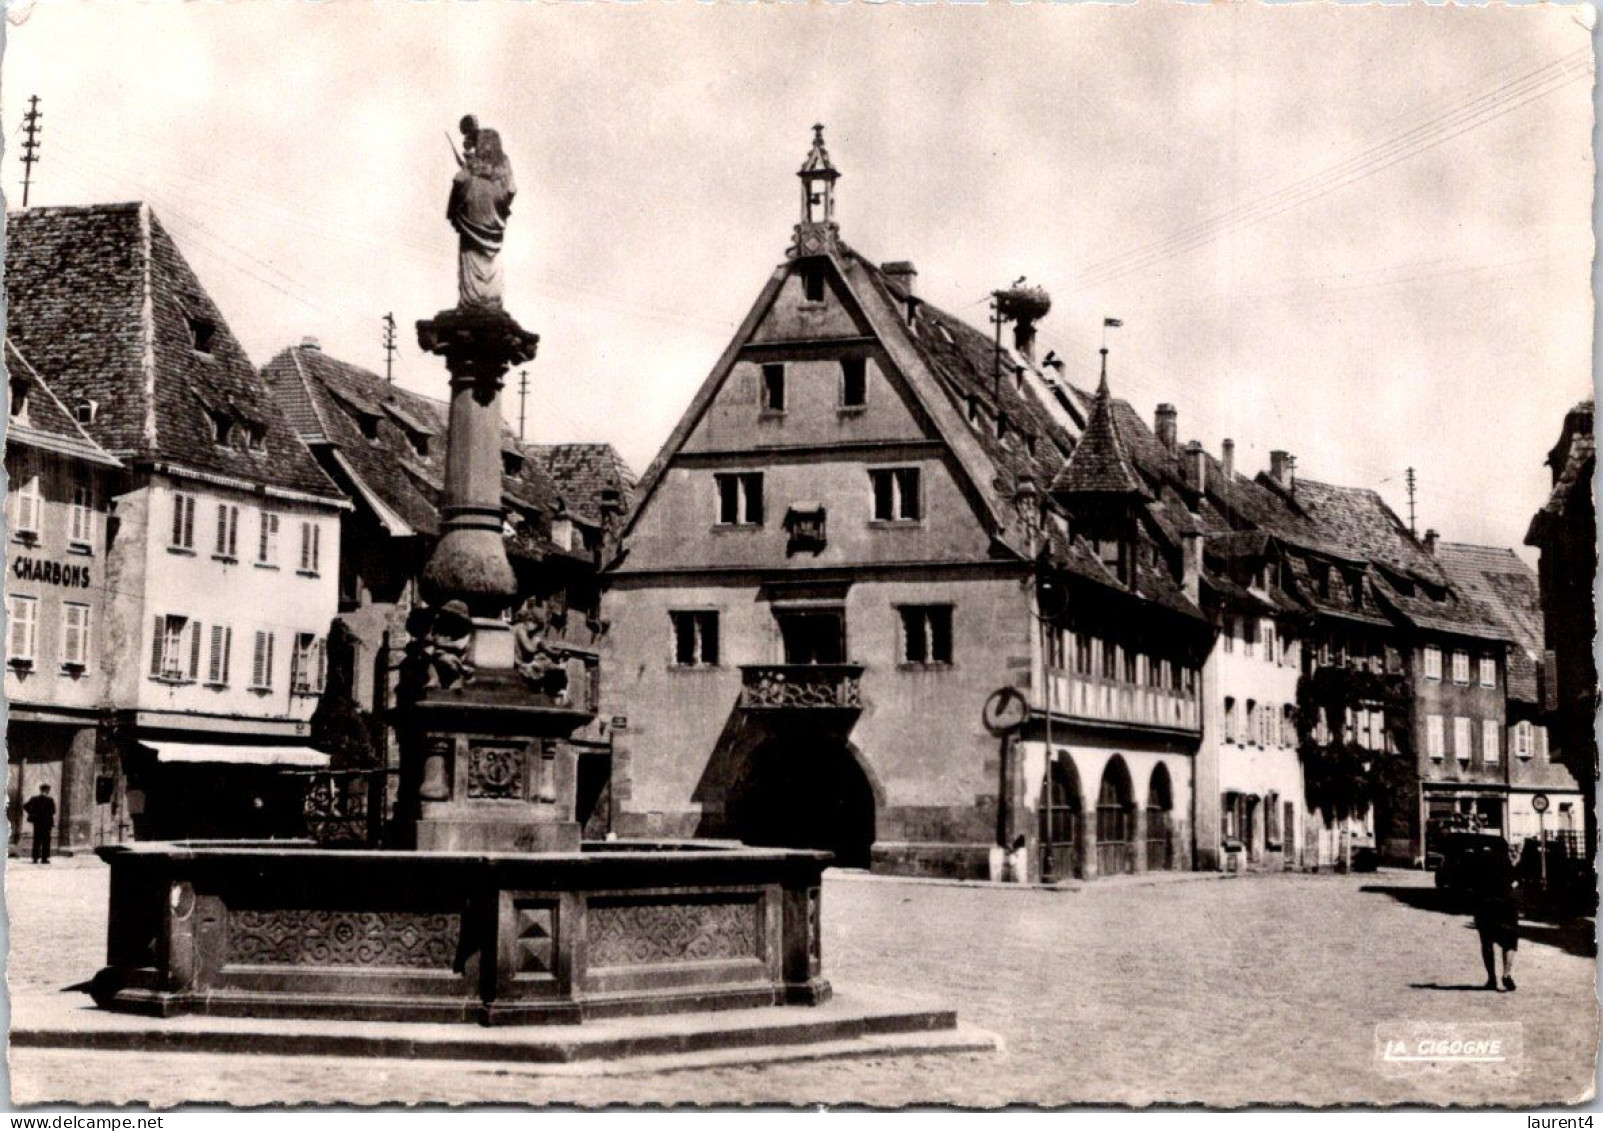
[[447, 115, 517, 310]]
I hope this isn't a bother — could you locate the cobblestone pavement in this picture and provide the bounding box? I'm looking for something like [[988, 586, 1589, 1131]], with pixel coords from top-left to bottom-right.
[[6, 861, 1596, 1108]]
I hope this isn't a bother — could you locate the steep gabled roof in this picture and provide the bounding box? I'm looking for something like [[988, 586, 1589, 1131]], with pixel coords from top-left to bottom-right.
[[525, 443, 637, 526], [262, 343, 572, 555], [5, 341, 123, 468], [1049, 368, 1149, 499], [5, 204, 341, 502], [1527, 399, 1594, 545], [1288, 478, 1447, 586], [1435, 542, 1544, 702]]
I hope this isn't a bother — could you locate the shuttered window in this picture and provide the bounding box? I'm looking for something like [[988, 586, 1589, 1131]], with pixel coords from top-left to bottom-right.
[[150, 615, 198, 681], [207, 624, 233, 686], [171, 493, 196, 550], [257, 511, 280, 565], [14, 475, 41, 536], [60, 603, 90, 668], [215, 504, 240, 559], [1483, 720, 1500, 765], [69, 484, 93, 547], [7, 595, 38, 663], [251, 630, 276, 690], [299, 522, 320, 574], [291, 633, 325, 694]]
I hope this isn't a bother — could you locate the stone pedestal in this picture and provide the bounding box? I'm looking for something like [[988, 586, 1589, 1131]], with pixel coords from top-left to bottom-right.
[[401, 307, 580, 853]]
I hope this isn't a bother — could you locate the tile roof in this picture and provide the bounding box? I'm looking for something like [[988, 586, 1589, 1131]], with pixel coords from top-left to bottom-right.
[[5, 341, 122, 467], [5, 204, 341, 502], [262, 343, 576, 559], [1435, 542, 1545, 702], [1527, 400, 1594, 544], [1050, 371, 1151, 499], [524, 443, 637, 526]]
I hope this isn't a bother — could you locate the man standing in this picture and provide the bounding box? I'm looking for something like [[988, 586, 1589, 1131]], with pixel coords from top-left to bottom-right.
[[1473, 839, 1520, 991], [22, 783, 56, 865]]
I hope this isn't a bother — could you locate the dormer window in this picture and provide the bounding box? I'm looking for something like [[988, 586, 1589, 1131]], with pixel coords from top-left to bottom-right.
[[76, 399, 98, 426], [245, 423, 267, 453], [358, 413, 380, 441], [408, 432, 430, 459], [9, 376, 29, 420], [208, 409, 233, 446], [996, 412, 1009, 440], [187, 314, 216, 355]]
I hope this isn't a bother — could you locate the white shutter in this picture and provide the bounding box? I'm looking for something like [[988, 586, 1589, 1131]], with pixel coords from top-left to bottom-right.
[[266, 632, 275, 689], [312, 524, 321, 573], [188, 620, 203, 680], [209, 625, 225, 683], [16, 478, 39, 534], [315, 637, 327, 692], [253, 630, 268, 688], [216, 505, 229, 556], [222, 626, 232, 685]]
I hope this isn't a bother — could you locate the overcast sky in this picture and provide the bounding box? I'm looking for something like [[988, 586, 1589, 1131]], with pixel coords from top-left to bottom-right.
[[3, 2, 1593, 558]]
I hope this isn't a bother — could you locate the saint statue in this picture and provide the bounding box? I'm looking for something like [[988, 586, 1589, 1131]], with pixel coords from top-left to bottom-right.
[[447, 116, 517, 310]]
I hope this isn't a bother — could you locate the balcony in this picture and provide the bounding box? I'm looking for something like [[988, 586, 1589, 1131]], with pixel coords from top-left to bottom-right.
[[739, 664, 864, 711], [1045, 671, 1201, 734]]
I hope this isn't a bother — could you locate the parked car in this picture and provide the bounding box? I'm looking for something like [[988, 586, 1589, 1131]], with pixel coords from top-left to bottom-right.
[[1432, 831, 1512, 896]]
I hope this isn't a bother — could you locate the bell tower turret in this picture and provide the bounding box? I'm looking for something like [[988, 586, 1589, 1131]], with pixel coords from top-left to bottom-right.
[[791, 123, 841, 258]]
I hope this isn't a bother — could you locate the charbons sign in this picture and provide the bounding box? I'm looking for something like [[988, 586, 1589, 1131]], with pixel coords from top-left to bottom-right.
[[11, 555, 92, 588]]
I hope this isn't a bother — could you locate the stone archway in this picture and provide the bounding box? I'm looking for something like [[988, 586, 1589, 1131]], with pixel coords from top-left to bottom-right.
[[1146, 763, 1176, 872], [1096, 755, 1136, 877], [1038, 755, 1083, 882], [727, 737, 877, 869]]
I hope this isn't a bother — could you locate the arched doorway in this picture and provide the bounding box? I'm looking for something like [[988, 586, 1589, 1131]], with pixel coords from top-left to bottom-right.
[[1146, 763, 1175, 871], [1097, 756, 1136, 877], [1038, 756, 1082, 882], [728, 739, 876, 869]]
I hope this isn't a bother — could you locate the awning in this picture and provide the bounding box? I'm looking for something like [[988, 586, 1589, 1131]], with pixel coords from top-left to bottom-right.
[[140, 742, 330, 768]]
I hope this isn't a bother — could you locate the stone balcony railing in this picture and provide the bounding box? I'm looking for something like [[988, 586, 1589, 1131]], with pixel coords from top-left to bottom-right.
[[739, 664, 865, 711]]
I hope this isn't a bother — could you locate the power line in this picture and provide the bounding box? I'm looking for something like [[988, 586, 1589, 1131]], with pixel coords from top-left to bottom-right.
[[1069, 46, 1592, 294]]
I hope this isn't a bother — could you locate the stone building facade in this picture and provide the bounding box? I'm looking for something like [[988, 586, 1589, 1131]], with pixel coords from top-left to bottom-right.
[[5, 203, 348, 840], [4, 344, 125, 853]]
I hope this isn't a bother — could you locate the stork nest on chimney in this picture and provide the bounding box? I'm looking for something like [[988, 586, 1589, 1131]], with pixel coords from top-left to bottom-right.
[[995, 283, 1052, 325]]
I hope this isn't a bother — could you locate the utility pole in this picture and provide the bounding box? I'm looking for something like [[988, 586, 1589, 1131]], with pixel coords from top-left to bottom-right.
[[19, 95, 42, 208], [382, 312, 397, 383], [1405, 466, 1418, 536], [517, 369, 529, 441]]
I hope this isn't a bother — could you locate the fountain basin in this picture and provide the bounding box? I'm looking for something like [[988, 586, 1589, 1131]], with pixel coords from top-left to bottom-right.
[[92, 840, 831, 1027]]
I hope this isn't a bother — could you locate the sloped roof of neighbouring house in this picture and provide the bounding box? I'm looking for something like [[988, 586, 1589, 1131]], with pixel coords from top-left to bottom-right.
[[524, 443, 637, 526], [262, 342, 585, 562], [1435, 542, 1545, 702], [5, 341, 123, 468], [5, 203, 342, 503], [1527, 399, 1594, 547]]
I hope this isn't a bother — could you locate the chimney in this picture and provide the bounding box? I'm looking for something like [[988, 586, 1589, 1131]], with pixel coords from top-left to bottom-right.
[[881, 261, 917, 297], [1423, 528, 1439, 556], [1181, 529, 1203, 604], [1221, 439, 1235, 481], [300, 336, 322, 352], [1012, 321, 1038, 363], [1185, 440, 1207, 495], [1155, 404, 1178, 452], [1270, 449, 1294, 488]]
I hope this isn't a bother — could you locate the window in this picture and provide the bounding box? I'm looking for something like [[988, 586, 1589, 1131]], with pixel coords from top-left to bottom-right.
[[1423, 646, 1442, 681], [68, 484, 92, 547], [1261, 704, 1274, 748], [1221, 615, 1234, 654], [840, 358, 867, 407], [869, 468, 922, 522], [1479, 657, 1496, 688], [150, 614, 200, 682], [251, 630, 276, 690], [777, 608, 846, 665], [75, 399, 98, 425], [209, 409, 233, 446], [170, 493, 197, 550], [1427, 715, 1444, 761], [1453, 716, 1471, 764], [760, 364, 786, 413], [900, 606, 953, 665], [358, 414, 380, 442], [1243, 618, 1257, 658], [257, 510, 281, 564], [1450, 650, 1470, 684], [1246, 700, 1260, 745], [1100, 640, 1117, 680], [1515, 721, 1534, 760], [299, 521, 321, 574], [8, 376, 27, 420], [245, 423, 267, 453], [187, 314, 216, 354], [60, 603, 90, 669], [7, 595, 37, 665], [215, 504, 240, 559], [1073, 633, 1092, 676], [714, 473, 764, 526], [291, 633, 326, 695], [13, 474, 41, 537], [801, 262, 825, 303], [1482, 719, 1500, 765], [207, 624, 233, 686], [1282, 705, 1297, 747], [1262, 622, 1277, 665], [1224, 697, 1238, 743], [670, 611, 719, 667]]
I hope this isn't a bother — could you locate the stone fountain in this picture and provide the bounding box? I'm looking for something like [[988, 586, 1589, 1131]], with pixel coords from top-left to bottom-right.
[[88, 119, 842, 1030]]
